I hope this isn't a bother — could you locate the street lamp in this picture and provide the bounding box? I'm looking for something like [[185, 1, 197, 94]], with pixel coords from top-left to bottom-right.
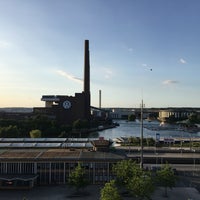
[[192, 149, 196, 176]]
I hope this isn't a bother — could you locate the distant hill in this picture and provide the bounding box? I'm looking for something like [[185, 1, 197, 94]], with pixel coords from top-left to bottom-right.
[[0, 107, 33, 113]]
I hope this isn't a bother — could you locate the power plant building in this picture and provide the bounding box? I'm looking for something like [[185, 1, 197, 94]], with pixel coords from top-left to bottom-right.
[[34, 40, 91, 125]]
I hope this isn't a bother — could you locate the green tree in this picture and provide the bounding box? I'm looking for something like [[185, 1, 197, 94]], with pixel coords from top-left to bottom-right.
[[156, 164, 176, 197], [29, 129, 41, 138], [31, 115, 55, 132], [188, 113, 200, 124], [0, 125, 20, 137], [42, 126, 57, 138], [73, 119, 89, 130], [113, 159, 154, 199], [68, 163, 88, 192], [128, 137, 140, 146], [128, 114, 136, 121], [113, 159, 136, 186], [127, 170, 154, 199], [100, 180, 122, 200], [146, 137, 155, 146]]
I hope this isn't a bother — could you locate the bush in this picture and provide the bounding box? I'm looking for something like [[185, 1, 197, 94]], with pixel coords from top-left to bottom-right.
[[0, 125, 20, 137], [128, 114, 136, 121], [29, 129, 41, 138]]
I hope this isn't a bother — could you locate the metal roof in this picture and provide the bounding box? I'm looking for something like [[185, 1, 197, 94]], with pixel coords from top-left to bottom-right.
[[0, 148, 125, 161], [0, 174, 38, 181]]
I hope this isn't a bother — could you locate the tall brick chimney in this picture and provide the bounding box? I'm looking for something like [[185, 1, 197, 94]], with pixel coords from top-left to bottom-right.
[[83, 40, 91, 121], [84, 40, 90, 94]]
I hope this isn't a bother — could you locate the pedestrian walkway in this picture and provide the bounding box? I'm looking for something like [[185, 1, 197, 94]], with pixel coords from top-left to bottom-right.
[[0, 185, 199, 200]]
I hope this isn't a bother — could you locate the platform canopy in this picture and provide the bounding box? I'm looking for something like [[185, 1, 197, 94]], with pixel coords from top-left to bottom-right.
[[0, 174, 38, 181]]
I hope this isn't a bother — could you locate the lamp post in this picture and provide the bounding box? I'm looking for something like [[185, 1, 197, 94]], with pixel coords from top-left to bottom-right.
[[140, 99, 144, 169], [192, 149, 196, 176]]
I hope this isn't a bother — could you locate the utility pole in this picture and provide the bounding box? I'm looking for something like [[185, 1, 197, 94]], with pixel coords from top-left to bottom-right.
[[140, 99, 144, 169]]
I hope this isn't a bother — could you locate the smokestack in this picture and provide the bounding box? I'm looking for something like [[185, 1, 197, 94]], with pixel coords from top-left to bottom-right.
[[84, 40, 90, 93], [99, 90, 101, 109], [83, 40, 91, 121]]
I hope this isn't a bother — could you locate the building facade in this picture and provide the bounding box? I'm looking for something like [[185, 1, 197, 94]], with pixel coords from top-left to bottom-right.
[[0, 148, 124, 189], [0, 138, 124, 189], [158, 108, 196, 122]]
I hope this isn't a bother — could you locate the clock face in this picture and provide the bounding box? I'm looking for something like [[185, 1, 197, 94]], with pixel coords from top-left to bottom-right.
[[63, 100, 71, 109]]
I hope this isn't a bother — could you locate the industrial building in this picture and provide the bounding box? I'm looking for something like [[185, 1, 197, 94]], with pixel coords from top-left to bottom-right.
[[33, 40, 91, 125]]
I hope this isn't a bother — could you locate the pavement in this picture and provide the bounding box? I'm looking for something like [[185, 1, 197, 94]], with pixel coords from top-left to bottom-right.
[[0, 185, 200, 200]]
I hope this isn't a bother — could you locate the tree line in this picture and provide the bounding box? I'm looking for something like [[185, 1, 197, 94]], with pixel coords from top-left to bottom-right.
[[0, 115, 93, 138]]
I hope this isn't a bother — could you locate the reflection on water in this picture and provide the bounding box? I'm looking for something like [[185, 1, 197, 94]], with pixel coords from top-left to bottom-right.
[[89, 120, 200, 140]]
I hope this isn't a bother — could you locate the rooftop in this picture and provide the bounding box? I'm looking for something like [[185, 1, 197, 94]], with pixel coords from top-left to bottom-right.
[[0, 138, 98, 148], [0, 148, 125, 161]]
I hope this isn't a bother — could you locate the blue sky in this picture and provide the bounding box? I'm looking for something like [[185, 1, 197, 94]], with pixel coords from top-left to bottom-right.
[[0, 0, 200, 108]]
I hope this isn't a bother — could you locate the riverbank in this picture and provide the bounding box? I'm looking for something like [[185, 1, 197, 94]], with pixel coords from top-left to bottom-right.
[[71, 124, 117, 137]]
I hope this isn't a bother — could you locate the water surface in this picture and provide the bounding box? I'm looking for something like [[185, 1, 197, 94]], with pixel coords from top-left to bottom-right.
[[90, 120, 200, 140]]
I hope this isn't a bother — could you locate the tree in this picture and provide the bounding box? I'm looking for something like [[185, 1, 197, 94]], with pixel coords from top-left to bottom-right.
[[0, 125, 20, 137], [73, 119, 89, 130], [128, 114, 136, 121], [113, 159, 137, 186], [31, 115, 56, 132], [112, 160, 154, 199], [156, 164, 176, 197], [146, 137, 155, 146], [188, 113, 200, 124], [29, 129, 41, 138], [127, 170, 154, 199], [100, 180, 122, 200], [68, 163, 88, 192]]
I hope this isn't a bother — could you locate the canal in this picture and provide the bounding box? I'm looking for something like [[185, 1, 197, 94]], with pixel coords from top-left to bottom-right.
[[90, 120, 200, 140]]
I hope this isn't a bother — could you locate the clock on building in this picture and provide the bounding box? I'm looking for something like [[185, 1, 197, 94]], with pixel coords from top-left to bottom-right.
[[63, 100, 71, 109]]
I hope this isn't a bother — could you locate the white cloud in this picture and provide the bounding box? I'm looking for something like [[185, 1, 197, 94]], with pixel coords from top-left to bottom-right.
[[56, 70, 83, 83], [103, 68, 113, 79], [179, 58, 187, 64], [141, 63, 152, 71], [122, 44, 134, 53], [162, 80, 179, 85], [0, 41, 11, 48], [142, 64, 147, 67]]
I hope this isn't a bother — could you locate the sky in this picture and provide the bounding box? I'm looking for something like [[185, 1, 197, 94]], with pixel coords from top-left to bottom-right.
[[0, 0, 200, 108]]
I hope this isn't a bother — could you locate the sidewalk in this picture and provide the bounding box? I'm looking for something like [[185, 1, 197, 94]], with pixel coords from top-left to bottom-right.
[[0, 185, 199, 200]]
